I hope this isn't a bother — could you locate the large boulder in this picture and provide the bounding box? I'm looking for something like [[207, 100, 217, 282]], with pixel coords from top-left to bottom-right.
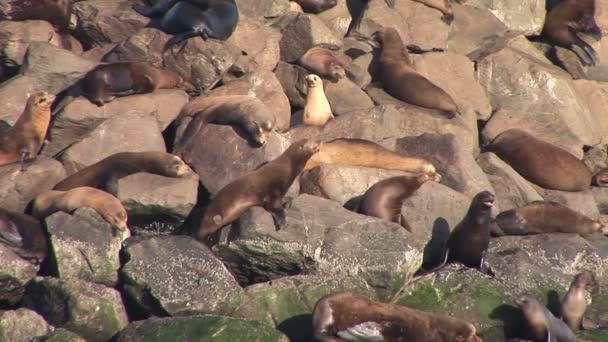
[[0, 20, 64, 69], [322, 77, 374, 116], [226, 17, 282, 71], [235, 0, 291, 22], [0, 308, 52, 342], [0, 243, 39, 306], [463, 0, 546, 35], [102, 28, 170, 67], [0, 75, 38, 126], [447, 4, 508, 57]]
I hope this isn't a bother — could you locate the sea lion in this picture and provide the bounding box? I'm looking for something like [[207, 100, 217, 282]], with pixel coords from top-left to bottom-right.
[[0, 0, 74, 33], [385, 0, 454, 24], [53, 151, 190, 191], [82, 62, 192, 106], [376, 27, 460, 118], [517, 295, 576, 342], [302, 74, 334, 127], [304, 138, 441, 179], [293, 0, 337, 14], [494, 201, 607, 237], [175, 95, 276, 148], [592, 168, 608, 187], [542, 0, 601, 66], [490, 129, 592, 192], [312, 291, 481, 342], [0, 91, 55, 169], [298, 47, 347, 82], [0, 208, 48, 265], [190, 139, 320, 244], [352, 174, 431, 232], [133, 0, 239, 49], [561, 271, 596, 332], [32, 187, 128, 231]]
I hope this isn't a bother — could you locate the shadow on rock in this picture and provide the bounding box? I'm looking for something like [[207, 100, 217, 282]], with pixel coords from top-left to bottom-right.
[[277, 313, 313, 342]]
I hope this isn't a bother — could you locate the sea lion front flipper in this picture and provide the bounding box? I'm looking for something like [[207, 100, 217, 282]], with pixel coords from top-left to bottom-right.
[[337, 321, 384, 340], [384, 0, 396, 8], [569, 27, 600, 66], [19, 149, 33, 172]]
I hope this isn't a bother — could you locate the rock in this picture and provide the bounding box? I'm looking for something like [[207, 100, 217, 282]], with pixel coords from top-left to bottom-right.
[[583, 145, 608, 174], [0, 243, 39, 305], [115, 315, 287, 342], [45, 207, 129, 287], [226, 17, 282, 71], [572, 79, 608, 146], [273, 61, 309, 109], [23, 277, 129, 342], [236, 0, 291, 22], [447, 4, 508, 57], [476, 152, 543, 211], [33, 328, 87, 342], [215, 194, 426, 291], [43, 90, 188, 157], [72, 0, 148, 49], [0, 20, 63, 69], [317, 0, 366, 38], [59, 111, 166, 175], [322, 77, 374, 116], [80, 43, 117, 63], [0, 308, 52, 342], [0, 157, 66, 212], [20, 42, 97, 95], [592, 187, 608, 215], [121, 235, 244, 317], [272, 12, 342, 63], [0, 75, 37, 126], [463, 0, 547, 35], [102, 28, 170, 67], [554, 46, 588, 80]]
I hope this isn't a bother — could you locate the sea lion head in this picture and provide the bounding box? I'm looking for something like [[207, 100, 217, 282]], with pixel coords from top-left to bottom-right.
[[290, 139, 321, 158], [472, 191, 495, 210], [102, 206, 128, 231], [243, 115, 275, 147], [328, 62, 346, 82], [572, 270, 599, 294], [306, 74, 324, 88], [31, 91, 56, 109], [516, 295, 548, 329], [165, 154, 191, 177]]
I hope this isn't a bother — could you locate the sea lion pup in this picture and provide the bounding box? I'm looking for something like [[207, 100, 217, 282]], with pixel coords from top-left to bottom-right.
[[190, 139, 320, 244], [385, 0, 454, 24], [293, 0, 337, 14], [298, 47, 347, 83], [304, 138, 440, 178], [82, 62, 192, 106], [561, 271, 596, 332], [542, 0, 601, 66], [490, 129, 592, 192], [495, 201, 607, 237], [0, 208, 48, 265], [175, 95, 276, 148], [32, 187, 128, 231], [517, 295, 576, 342], [0, 91, 55, 170], [53, 151, 190, 191], [376, 27, 460, 118], [352, 174, 431, 232], [302, 74, 334, 127], [312, 291, 481, 342], [591, 168, 608, 187], [133, 0, 239, 49]]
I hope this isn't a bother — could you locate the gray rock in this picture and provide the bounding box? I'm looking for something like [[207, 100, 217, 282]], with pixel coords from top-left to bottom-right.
[[32, 328, 86, 342], [0, 75, 37, 126], [0, 243, 39, 305], [226, 16, 282, 71], [102, 28, 169, 67], [0, 308, 52, 342], [236, 0, 291, 22], [534, 188, 600, 220], [572, 79, 608, 146], [447, 4, 508, 57], [45, 207, 130, 287], [0, 20, 64, 69], [121, 235, 244, 317], [318, 0, 365, 38], [591, 187, 608, 215], [463, 0, 547, 35], [23, 277, 129, 342], [0, 157, 66, 212], [81, 43, 117, 63], [273, 61, 309, 109], [323, 77, 374, 116]]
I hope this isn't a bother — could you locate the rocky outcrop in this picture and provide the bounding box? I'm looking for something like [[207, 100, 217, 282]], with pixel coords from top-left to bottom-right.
[[0, 308, 52, 342]]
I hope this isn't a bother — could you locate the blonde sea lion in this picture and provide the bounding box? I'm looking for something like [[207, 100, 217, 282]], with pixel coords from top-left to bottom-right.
[[302, 74, 334, 127], [560, 271, 596, 332], [298, 47, 347, 82]]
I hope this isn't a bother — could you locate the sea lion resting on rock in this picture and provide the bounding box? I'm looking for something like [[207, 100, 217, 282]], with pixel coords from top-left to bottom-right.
[[190, 139, 320, 244], [312, 291, 481, 342], [0, 91, 55, 169], [517, 295, 576, 342], [385, 0, 455, 24], [490, 128, 592, 192], [0, 208, 48, 265], [53, 151, 190, 191], [304, 138, 441, 179], [32, 187, 128, 231], [82, 62, 193, 106], [302, 74, 334, 127], [494, 201, 607, 237], [298, 47, 347, 83], [376, 27, 460, 118], [561, 271, 596, 332]]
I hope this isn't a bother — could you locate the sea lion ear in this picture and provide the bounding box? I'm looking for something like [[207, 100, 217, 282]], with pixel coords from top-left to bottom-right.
[[213, 215, 222, 225]]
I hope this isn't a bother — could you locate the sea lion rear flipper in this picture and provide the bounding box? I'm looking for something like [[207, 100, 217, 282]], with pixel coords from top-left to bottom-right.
[[569, 27, 600, 66], [384, 0, 396, 8], [164, 23, 212, 50]]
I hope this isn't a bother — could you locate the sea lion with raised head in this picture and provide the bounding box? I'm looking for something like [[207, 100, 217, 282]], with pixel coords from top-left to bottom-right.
[[32, 187, 128, 231], [293, 0, 337, 14], [517, 295, 576, 342], [298, 47, 347, 82], [494, 201, 607, 237], [312, 291, 481, 342], [561, 271, 596, 332], [376, 27, 460, 118], [0, 91, 55, 170], [190, 139, 320, 244], [302, 74, 334, 127], [385, 0, 455, 24], [542, 0, 602, 66], [53, 151, 190, 191], [0, 208, 48, 265], [490, 129, 592, 192], [82, 62, 193, 106]]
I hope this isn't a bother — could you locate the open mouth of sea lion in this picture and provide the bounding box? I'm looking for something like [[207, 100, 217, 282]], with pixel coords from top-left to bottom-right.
[[482, 199, 494, 207]]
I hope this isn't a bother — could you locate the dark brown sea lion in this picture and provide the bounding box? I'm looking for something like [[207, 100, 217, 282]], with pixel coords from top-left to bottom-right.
[[312, 291, 481, 342], [494, 201, 607, 237], [190, 139, 320, 244], [490, 129, 592, 192], [293, 0, 337, 14], [385, 0, 455, 24], [298, 46, 347, 82], [81, 62, 193, 106], [0, 0, 74, 33], [53, 151, 190, 191], [376, 27, 460, 118], [561, 271, 597, 332], [0, 91, 55, 170], [542, 0, 601, 66], [0, 208, 48, 265], [352, 174, 431, 232], [517, 295, 576, 342]]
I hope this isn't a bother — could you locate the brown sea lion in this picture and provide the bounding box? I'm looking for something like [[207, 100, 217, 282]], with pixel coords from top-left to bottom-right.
[[517, 295, 576, 342], [53, 151, 190, 191], [298, 46, 347, 82], [385, 0, 454, 24], [304, 138, 441, 179], [561, 271, 596, 332], [302, 74, 334, 127], [0, 208, 48, 265], [0, 0, 74, 33], [376, 27, 460, 118], [81, 62, 193, 106], [490, 129, 592, 192], [542, 0, 601, 66], [592, 168, 608, 187], [352, 174, 431, 232], [32, 187, 128, 231], [175, 95, 276, 149], [312, 291, 481, 342], [494, 201, 607, 237], [0, 91, 55, 170], [293, 0, 337, 14], [190, 139, 320, 244]]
